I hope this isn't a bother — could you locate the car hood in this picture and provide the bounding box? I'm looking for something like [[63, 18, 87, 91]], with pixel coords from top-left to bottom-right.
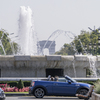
[[77, 82, 91, 88]]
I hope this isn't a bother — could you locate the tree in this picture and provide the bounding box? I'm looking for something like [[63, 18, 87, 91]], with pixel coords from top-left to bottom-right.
[[17, 79, 24, 89], [55, 43, 75, 55], [55, 29, 100, 55], [0, 29, 19, 55]]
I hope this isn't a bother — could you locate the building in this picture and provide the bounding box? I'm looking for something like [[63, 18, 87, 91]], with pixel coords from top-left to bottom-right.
[[39, 40, 56, 55]]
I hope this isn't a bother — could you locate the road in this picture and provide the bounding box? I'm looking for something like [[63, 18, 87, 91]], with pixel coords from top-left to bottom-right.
[[6, 96, 91, 100]]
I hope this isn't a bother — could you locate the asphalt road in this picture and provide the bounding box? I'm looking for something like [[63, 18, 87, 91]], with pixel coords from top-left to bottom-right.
[[6, 96, 91, 100]]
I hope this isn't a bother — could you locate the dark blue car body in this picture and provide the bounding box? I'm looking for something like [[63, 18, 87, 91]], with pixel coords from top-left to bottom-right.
[[29, 75, 91, 98]]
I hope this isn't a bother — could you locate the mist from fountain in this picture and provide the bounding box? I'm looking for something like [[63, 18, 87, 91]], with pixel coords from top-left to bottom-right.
[[0, 32, 6, 55], [88, 55, 97, 78], [18, 6, 38, 55], [72, 59, 76, 77]]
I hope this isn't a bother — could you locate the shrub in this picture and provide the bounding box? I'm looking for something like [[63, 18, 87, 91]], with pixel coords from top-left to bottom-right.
[[0, 83, 9, 88], [94, 80, 100, 94], [23, 81, 31, 87], [17, 79, 24, 89], [7, 81, 18, 87], [0, 83, 29, 92], [0, 81, 31, 87], [77, 80, 95, 85], [0, 81, 6, 84]]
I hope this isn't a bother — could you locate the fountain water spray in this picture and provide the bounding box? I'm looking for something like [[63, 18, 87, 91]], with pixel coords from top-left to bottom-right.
[[88, 55, 97, 77], [72, 59, 76, 77], [18, 6, 38, 55], [0, 32, 6, 55], [42, 30, 76, 55]]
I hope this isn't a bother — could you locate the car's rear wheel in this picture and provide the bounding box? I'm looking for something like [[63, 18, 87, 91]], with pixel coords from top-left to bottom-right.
[[34, 88, 45, 98], [77, 88, 88, 99]]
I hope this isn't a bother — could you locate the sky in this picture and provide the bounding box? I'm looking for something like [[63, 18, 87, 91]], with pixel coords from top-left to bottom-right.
[[0, 0, 100, 51]]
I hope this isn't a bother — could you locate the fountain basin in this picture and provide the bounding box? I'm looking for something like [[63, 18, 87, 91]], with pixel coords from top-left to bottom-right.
[[0, 55, 98, 78]]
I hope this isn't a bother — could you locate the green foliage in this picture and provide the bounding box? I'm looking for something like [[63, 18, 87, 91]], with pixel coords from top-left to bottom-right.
[[94, 80, 100, 94], [23, 81, 31, 87], [0, 81, 6, 84], [78, 80, 95, 85], [55, 29, 100, 55], [7, 81, 18, 87], [0, 29, 19, 55], [55, 43, 75, 55], [0, 81, 18, 87], [17, 80, 24, 89], [0, 81, 31, 87]]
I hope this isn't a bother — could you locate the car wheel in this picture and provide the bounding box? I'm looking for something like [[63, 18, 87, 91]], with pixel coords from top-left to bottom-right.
[[77, 89, 88, 99], [34, 88, 45, 98]]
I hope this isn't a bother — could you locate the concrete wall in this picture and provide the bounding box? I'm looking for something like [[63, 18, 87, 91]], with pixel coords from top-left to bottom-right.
[[0, 55, 99, 77]]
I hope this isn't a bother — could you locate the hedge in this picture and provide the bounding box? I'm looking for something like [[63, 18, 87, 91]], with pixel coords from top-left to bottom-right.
[[77, 80, 96, 85], [0, 80, 31, 87]]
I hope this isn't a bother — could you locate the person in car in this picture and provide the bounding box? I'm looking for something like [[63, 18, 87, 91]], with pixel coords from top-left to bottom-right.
[[54, 76, 59, 81], [51, 77, 54, 81]]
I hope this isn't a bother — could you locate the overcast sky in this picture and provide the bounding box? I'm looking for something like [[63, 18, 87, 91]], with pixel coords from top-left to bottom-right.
[[0, 0, 100, 51]]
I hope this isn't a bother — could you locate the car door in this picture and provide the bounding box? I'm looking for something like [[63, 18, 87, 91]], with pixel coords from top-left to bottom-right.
[[52, 81, 77, 96]]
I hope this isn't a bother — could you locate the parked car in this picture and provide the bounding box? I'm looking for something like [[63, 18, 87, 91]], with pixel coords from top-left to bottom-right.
[[29, 75, 91, 98], [0, 88, 6, 100]]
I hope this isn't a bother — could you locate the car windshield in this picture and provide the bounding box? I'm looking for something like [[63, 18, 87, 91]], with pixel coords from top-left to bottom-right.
[[65, 75, 76, 83]]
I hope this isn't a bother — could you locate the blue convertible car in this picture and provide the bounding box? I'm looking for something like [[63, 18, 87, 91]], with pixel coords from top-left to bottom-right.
[[29, 75, 91, 98]]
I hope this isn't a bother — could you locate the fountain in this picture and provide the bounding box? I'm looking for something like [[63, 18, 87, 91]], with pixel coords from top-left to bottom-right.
[[0, 6, 98, 78], [18, 6, 38, 55], [17, 6, 83, 56]]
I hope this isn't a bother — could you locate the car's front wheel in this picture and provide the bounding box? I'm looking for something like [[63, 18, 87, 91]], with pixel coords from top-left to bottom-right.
[[34, 88, 45, 98], [77, 88, 88, 99]]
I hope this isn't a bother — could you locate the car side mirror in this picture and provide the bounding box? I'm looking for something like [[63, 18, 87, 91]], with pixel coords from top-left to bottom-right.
[[68, 80, 71, 84]]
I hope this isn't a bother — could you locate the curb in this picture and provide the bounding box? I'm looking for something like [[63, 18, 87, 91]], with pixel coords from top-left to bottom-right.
[[92, 92, 100, 100], [5, 93, 29, 96]]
